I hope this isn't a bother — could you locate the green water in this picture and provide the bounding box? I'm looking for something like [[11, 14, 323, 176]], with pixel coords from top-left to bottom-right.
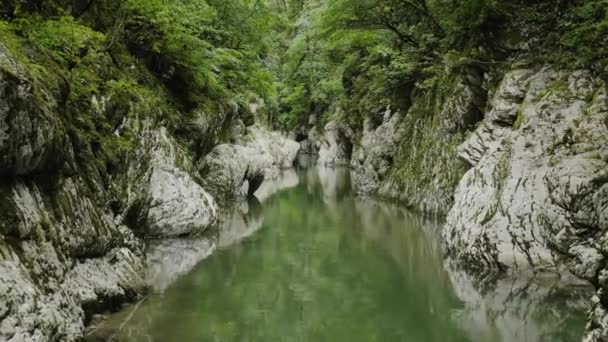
[[92, 166, 590, 342]]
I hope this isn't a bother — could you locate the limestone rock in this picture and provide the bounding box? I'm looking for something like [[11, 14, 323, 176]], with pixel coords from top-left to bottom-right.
[[440, 68, 608, 339], [200, 125, 300, 203], [444, 68, 608, 275], [0, 180, 145, 342], [351, 106, 404, 194], [317, 121, 352, 167], [124, 127, 219, 238], [0, 43, 69, 176], [299, 125, 322, 155], [352, 77, 486, 215]]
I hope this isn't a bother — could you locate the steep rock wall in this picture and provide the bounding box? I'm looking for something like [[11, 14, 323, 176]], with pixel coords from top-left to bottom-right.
[[120, 127, 219, 238], [0, 39, 224, 340], [441, 68, 608, 340], [314, 69, 486, 216], [309, 65, 608, 340], [0, 43, 146, 341], [445, 68, 608, 275]]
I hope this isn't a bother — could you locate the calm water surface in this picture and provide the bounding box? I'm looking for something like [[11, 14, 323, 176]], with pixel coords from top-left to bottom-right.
[[90, 166, 590, 342]]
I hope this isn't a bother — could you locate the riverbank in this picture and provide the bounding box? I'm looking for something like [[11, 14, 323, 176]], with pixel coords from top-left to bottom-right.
[[87, 165, 592, 342]]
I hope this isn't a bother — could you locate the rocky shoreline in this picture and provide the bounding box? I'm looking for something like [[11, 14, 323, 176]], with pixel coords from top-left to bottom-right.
[[0, 42, 300, 339], [1, 18, 607, 341], [302, 66, 608, 341]]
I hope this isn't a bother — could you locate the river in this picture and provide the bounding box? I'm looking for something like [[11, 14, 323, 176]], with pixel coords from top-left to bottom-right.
[[87, 164, 591, 342]]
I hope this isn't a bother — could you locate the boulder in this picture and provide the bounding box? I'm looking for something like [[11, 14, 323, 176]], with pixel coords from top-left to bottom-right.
[[200, 125, 300, 203], [123, 127, 219, 238]]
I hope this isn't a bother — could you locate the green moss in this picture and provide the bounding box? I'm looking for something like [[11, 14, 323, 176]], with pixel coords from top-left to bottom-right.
[[547, 79, 569, 95], [494, 143, 512, 197], [386, 74, 470, 215], [557, 0, 608, 70], [479, 204, 498, 225], [17, 16, 105, 67], [512, 111, 527, 129]]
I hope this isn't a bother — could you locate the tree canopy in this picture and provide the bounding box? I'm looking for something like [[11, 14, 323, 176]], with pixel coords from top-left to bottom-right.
[[1, 0, 606, 132]]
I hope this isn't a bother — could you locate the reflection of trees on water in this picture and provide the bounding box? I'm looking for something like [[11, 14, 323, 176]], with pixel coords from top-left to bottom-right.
[[314, 166, 591, 342], [87, 170, 302, 341], [88, 166, 590, 342]]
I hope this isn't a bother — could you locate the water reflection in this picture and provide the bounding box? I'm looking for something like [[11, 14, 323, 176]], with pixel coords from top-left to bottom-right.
[[88, 166, 590, 342], [142, 169, 300, 294], [447, 262, 590, 342], [146, 234, 218, 293], [254, 169, 299, 203]]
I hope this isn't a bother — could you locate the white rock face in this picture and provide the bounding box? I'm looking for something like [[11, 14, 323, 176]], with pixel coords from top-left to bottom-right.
[[440, 68, 608, 339], [444, 68, 608, 275], [201, 125, 300, 202], [317, 121, 352, 166], [147, 166, 218, 237], [145, 128, 219, 237], [125, 127, 219, 238], [0, 180, 146, 342], [351, 107, 404, 193]]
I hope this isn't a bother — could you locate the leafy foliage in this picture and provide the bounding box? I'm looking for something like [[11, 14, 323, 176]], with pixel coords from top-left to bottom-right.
[[1, 0, 605, 139], [272, 0, 608, 130], [558, 0, 608, 68]]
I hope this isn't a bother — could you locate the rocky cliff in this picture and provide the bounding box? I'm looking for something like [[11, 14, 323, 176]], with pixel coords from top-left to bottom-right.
[[0, 40, 148, 341], [315, 68, 486, 216], [0, 34, 299, 341], [307, 64, 608, 340], [443, 68, 608, 341]]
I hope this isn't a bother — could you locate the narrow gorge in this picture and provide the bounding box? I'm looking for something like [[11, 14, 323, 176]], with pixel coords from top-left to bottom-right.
[[0, 0, 607, 341]]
